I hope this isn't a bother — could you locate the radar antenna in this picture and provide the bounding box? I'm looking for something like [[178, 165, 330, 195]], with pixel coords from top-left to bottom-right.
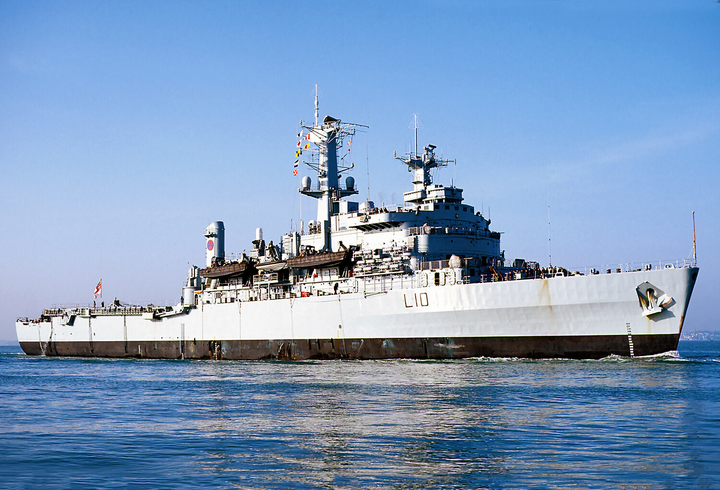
[[394, 116, 456, 207], [296, 90, 368, 252]]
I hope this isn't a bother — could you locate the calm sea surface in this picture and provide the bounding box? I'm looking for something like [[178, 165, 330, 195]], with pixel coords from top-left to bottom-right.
[[1, 342, 718, 489]]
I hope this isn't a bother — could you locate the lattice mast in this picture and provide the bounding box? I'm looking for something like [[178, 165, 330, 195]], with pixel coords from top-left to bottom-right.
[[298, 88, 366, 251]]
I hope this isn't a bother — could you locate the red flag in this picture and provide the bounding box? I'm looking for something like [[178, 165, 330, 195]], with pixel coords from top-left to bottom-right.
[[293, 169, 298, 176], [94, 279, 102, 298]]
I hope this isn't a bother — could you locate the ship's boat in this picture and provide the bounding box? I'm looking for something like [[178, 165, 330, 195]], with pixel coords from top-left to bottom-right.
[[286, 248, 353, 270], [16, 97, 699, 360], [199, 260, 252, 279], [255, 261, 287, 272]]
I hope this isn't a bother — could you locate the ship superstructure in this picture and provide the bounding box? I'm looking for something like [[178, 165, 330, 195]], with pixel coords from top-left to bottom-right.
[[16, 102, 699, 360]]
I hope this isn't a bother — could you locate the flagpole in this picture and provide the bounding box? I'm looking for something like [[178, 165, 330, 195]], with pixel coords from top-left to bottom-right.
[[692, 211, 697, 266]]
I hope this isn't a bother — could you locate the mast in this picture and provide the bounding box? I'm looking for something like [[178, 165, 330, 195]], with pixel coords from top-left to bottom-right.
[[298, 93, 365, 252], [396, 118, 455, 207], [548, 203, 552, 268], [412, 113, 420, 156], [314, 84, 319, 127], [692, 210, 697, 266]]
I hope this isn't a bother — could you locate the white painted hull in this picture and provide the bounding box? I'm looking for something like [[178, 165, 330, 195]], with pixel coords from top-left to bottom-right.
[[17, 267, 698, 359]]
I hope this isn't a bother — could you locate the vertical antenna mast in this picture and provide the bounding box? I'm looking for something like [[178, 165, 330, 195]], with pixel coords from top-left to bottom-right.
[[412, 113, 419, 156], [314, 84, 319, 127], [366, 144, 370, 201], [548, 202, 552, 268], [692, 210, 697, 265]]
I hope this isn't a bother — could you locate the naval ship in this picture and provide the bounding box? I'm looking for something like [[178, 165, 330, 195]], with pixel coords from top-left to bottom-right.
[[16, 102, 699, 360]]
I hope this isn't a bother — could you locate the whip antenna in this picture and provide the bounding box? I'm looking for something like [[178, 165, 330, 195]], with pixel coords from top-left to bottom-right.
[[692, 211, 697, 265], [548, 194, 552, 268], [410, 114, 422, 156], [314, 84, 319, 127], [366, 144, 370, 201]]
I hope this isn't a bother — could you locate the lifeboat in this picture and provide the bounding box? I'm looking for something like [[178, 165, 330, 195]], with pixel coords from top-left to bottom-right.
[[199, 260, 252, 279], [286, 249, 353, 269]]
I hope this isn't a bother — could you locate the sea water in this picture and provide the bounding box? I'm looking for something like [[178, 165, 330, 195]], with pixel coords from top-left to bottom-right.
[[1, 342, 718, 489]]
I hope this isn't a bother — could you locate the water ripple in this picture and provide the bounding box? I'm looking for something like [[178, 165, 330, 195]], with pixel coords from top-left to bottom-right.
[[0, 342, 718, 489]]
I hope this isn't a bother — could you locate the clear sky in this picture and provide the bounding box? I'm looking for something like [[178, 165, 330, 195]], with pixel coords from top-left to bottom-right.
[[1, 0, 719, 342]]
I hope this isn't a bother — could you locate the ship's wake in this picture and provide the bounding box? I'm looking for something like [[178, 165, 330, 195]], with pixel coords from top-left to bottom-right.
[[598, 350, 682, 362]]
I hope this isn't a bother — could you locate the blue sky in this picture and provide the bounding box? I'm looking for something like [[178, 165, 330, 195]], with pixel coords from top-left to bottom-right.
[[1, 0, 718, 341]]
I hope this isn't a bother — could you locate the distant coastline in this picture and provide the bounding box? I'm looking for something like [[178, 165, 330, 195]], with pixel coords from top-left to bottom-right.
[[680, 331, 720, 341]]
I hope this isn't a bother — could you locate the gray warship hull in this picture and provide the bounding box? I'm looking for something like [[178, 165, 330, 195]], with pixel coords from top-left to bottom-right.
[[17, 266, 697, 360], [16, 100, 699, 360]]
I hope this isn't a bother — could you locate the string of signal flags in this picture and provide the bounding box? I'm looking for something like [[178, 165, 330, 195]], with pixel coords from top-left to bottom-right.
[[293, 130, 352, 176]]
